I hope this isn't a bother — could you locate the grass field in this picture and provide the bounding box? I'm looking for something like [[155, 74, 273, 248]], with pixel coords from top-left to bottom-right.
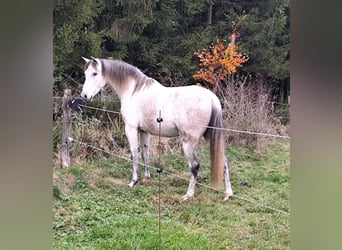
[[53, 140, 290, 249]]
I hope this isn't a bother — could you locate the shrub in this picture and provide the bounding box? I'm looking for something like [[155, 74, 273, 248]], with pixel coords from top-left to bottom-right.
[[53, 89, 127, 166], [219, 76, 277, 151]]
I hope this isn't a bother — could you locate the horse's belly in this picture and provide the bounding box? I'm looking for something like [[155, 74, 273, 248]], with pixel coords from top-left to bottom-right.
[[140, 122, 179, 137], [159, 125, 179, 137]]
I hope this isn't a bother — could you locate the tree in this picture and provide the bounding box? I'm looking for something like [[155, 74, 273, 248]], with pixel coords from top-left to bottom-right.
[[53, 0, 104, 92], [130, 0, 211, 79], [193, 32, 249, 93], [212, 0, 290, 102]]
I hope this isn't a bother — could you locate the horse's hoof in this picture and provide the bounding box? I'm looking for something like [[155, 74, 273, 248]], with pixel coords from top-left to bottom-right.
[[223, 194, 233, 201], [181, 195, 189, 201], [181, 194, 193, 201], [128, 180, 138, 187]]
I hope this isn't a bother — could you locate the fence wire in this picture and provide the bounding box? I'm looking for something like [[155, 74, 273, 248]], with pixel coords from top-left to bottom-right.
[[57, 100, 290, 216], [64, 103, 290, 139], [68, 137, 290, 216]]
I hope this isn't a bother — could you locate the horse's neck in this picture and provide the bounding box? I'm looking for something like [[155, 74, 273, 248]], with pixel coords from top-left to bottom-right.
[[107, 78, 132, 101]]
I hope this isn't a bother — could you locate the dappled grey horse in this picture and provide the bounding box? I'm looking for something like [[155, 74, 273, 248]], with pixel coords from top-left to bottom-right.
[[81, 57, 233, 200]]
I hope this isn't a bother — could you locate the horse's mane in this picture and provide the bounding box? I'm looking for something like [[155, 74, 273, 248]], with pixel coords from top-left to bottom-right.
[[100, 59, 154, 94]]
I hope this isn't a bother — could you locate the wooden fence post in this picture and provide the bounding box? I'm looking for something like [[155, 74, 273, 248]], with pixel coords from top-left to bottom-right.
[[60, 89, 72, 168]]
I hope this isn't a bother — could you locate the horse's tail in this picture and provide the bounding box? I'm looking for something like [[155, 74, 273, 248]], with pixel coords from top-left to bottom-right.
[[205, 100, 225, 188]]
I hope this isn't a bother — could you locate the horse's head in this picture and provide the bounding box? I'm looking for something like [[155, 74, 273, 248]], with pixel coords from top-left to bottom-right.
[[81, 57, 106, 100]]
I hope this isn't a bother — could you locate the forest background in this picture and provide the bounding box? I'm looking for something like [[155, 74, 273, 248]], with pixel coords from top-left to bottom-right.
[[53, 0, 289, 104]]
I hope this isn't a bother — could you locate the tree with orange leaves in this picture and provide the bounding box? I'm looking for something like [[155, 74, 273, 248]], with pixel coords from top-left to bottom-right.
[[193, 32, 249, 93]]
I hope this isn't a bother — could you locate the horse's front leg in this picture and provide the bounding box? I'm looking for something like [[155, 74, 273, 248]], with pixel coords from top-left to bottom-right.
[[125, 126, 139, 187], [140, 131, 150, 180]]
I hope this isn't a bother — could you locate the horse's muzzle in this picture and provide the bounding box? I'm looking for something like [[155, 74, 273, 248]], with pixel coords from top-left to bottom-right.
[[80, 91, 89, 100]]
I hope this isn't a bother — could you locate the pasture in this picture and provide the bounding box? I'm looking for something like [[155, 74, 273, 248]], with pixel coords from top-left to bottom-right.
[[53, 140, 290, 249]]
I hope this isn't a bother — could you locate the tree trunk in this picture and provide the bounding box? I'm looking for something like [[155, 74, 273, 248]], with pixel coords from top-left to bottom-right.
[[207, 0, 213, 25]]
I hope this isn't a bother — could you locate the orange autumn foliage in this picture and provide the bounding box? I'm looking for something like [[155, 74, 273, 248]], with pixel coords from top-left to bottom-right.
[[193, 32, 249, 85]]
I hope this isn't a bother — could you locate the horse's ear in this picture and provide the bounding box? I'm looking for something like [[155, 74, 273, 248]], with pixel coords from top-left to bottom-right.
[[82, 57, 90, 63], [91, 56, 98, 63], [90, 56, 100, 65]]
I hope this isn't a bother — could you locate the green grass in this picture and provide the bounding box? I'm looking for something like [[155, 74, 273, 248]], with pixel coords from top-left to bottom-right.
[[53, 140, 290, 249]]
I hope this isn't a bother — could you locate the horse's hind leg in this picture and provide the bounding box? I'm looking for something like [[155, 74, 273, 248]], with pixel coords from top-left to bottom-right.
[[181, 139, 200, 201], [140, 131, 150, 180], [223, 156, 233, 201]]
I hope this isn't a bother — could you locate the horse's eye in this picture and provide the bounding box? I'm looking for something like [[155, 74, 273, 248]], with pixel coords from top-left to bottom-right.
[[92, 72, 97, 76]]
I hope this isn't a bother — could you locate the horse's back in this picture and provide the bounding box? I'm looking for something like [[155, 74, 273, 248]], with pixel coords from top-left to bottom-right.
[[169, 85, 221, 114], [137, 84, 220, 138]]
